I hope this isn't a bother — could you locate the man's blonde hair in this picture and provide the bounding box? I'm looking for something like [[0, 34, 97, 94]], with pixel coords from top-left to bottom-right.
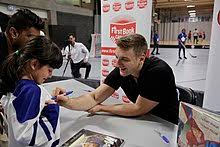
[[116, 33, 148, 56]]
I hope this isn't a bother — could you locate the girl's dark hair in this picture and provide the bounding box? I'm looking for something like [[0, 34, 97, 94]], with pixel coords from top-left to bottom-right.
[[1, 36, 63, 94]]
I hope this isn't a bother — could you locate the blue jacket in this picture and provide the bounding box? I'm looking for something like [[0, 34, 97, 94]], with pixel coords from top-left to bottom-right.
[[178, 33, 187, 44], [153, 34, 159, 42]]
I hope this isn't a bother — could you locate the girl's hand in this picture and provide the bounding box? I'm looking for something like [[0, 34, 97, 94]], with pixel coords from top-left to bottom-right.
[[45, 99, 56, 106]]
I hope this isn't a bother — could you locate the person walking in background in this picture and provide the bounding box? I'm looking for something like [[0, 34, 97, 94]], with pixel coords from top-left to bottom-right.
[[193, 28, 199, 44], [56, 34, 179, 125], [187, 30, 192, 43], [202, 31, 206, 42], [198, 31, 203, 44], [178, 28, 187, 59], [202, 31, 206, 48], [64, 33, 91, 79], [151, 31, 160, 55], [1, 36, 63, 147]]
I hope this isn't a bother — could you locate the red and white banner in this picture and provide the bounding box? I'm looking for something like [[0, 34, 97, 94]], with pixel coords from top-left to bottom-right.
[[204, 0, 220, 111], [101, 0, 152, 102]]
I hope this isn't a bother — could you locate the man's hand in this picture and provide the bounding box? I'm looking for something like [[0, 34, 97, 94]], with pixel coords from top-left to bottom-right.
[[67, 54, 71, 59], [55, 95, 71, 108], [52, 87, 71, 107], [87, 104, 104, 114], [52, 87, 66, 97]]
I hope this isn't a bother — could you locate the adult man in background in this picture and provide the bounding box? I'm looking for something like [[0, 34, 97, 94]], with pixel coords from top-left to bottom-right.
[[64, 33, 91, 79], [178, 28, 187, 59], [56, 33, 179, 124], [0, 8, 44, 136], [0, 9, 44, 70]]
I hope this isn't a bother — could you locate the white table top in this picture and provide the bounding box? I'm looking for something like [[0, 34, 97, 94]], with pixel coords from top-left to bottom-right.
[[43, 79, 178, 147]]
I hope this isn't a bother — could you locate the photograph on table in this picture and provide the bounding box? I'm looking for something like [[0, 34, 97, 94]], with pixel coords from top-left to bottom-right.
[[61, 129, 124, 147]]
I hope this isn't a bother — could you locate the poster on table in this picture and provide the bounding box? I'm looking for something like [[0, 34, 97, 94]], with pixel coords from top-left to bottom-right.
[[204, 0, 220, 111], [101, 0, 152, 102]]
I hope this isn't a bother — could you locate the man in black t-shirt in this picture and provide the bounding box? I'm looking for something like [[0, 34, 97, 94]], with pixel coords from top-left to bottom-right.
[[56, 34, 179, 124]]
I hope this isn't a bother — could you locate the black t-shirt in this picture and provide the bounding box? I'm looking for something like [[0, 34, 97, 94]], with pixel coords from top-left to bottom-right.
[[0, 32, 8, 69], [104, 56, 179, 124], [0, 32, 9, 98]]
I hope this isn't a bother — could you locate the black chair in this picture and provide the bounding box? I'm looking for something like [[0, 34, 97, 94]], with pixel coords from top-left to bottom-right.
[[176, 85, 204, 107]]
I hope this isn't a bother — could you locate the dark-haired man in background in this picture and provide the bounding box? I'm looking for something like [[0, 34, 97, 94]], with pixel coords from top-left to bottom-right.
[[0, 8, 44, 95], [0, 8, 44, 135]]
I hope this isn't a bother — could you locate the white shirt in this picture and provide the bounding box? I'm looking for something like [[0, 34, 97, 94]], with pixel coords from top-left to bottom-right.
[[64, 42, 89, 63], [193, 30, 199, 37], [1, 80, 60, 147]]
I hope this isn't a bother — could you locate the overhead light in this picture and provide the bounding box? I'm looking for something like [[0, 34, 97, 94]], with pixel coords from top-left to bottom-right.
[[188, 10, 196, 13], [189, 13, 196, 17], [189, 12, 196, 15], [190, 15, 196, 18], [187, 5, 195, 8], [189, 14, 196, 18]]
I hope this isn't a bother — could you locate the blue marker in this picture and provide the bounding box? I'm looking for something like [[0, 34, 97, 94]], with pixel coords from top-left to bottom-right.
[[154, 130, 170, 144], [51, 91, 73, 100]]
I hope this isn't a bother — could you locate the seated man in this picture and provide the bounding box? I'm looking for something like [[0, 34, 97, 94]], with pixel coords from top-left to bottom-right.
[[57, 33, 179, 124], [64, 33, 91, 79]]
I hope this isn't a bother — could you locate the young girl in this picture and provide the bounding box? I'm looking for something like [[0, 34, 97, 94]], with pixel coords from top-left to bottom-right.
[[1, 36, 63, 147]]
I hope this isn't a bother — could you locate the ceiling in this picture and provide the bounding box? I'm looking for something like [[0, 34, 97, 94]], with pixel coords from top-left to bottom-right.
[[154, 0, 214, 17]]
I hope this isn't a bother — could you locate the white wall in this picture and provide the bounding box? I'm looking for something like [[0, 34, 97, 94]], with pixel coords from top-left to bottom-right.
[[203, 0, 220, 111], [0, 3, 47, 18], [158, 21, 212, 42]]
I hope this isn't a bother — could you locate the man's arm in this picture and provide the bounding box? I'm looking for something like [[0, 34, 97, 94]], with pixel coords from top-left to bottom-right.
[[177, 34, 181, 42], [81, 43, 89, 62], [88, 95, 159, 116], [64, 45, 70, 59], [56, 84, 115, 111]]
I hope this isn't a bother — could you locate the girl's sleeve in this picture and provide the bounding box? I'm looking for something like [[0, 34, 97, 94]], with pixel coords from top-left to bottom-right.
[[10, 85, 60, 146]]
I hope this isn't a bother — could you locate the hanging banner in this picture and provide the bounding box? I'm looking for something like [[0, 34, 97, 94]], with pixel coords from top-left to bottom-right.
[[101, 0, 152, 102], [204, 0, 220, 111]]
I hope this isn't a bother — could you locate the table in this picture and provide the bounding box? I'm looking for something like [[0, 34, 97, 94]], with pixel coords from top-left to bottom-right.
[[43, 79, 178, 147]]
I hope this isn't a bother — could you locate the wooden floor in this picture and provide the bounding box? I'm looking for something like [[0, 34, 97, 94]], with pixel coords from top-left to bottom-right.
[[153, 40, 209, 46]]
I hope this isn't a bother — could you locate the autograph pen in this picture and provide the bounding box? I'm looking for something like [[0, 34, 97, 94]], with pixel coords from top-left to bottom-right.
[[83, 90, 92, 92], [154, 130, 170, 144], [51, 91, 73, 100]]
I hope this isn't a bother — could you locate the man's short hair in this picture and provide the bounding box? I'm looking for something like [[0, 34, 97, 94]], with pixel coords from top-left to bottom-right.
[[116, 33, 148, 56], [67, 33, 75, 39], [6, 8, 44, 32]]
